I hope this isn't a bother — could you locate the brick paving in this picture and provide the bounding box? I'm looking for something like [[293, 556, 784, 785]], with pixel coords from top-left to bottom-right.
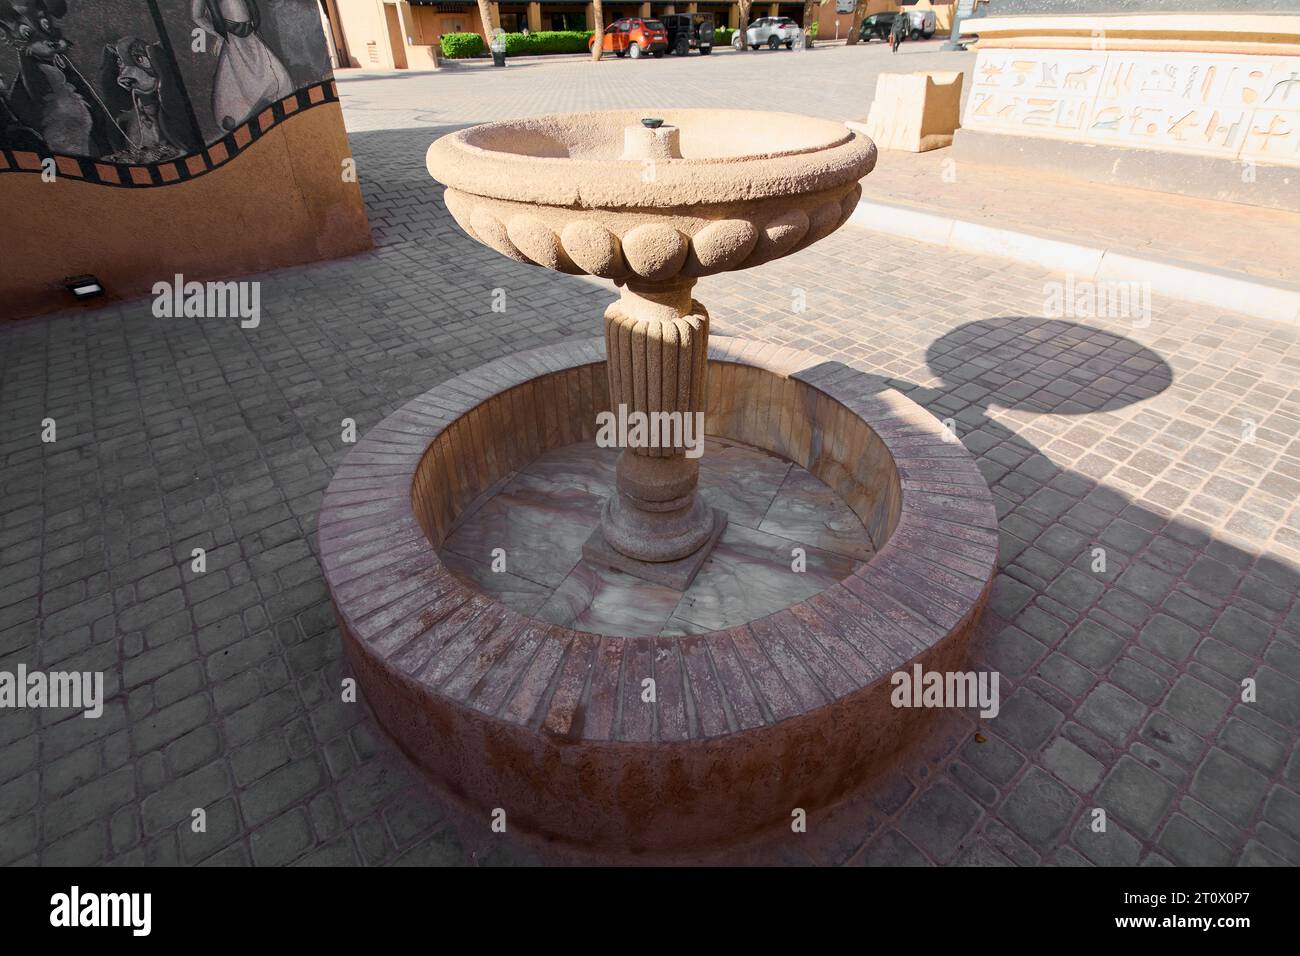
[[1, 43, 1299, 866], [336, 38, 970, 132]]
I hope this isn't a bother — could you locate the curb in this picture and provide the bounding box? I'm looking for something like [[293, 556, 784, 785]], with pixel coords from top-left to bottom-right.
[[848, 198, 1300, 326]]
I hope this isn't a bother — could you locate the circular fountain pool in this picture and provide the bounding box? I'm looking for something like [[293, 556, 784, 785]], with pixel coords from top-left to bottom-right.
[[319, 336, 996, 853]]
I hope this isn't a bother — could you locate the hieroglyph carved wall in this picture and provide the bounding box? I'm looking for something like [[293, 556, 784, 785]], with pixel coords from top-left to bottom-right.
[[964, 47, 1300, 167]]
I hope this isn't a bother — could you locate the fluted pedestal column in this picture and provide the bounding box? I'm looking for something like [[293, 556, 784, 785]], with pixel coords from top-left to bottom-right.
[[581, 276, 726, 590]]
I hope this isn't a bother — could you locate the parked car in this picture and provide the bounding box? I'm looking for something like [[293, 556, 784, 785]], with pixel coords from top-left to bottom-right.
[[859, 9, 936, 42], [662, 12, 715, 55], [858, 12, 897, 41], [589, 18, 669, 58], [733, 15, 802, 50], [906, 9, 937, 39]]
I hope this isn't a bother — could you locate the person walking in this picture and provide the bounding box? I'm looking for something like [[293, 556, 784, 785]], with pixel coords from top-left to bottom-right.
[[889, 13, 905, 53]]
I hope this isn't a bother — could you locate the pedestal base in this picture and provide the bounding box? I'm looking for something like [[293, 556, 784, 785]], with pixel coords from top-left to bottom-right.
[[582, 507, 728, 591]]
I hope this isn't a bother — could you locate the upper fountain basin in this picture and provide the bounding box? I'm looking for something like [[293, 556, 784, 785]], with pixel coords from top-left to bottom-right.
[[426, 110, 877, 281], [427, 109, 876, 208]]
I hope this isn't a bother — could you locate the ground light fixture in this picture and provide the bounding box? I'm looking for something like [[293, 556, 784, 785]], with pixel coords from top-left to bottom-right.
[[62, 274, 104, 301]]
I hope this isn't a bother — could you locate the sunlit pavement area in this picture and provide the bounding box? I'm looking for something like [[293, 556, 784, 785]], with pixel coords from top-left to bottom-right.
[[2, 41, 1299, 866]]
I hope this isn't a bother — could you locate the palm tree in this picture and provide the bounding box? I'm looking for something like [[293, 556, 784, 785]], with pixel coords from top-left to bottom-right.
[[845, 0, 870, 44], [591, 0, 605, 60], [736, 0, 753, 50], [476, 0, 498, 46], [800, 0, 829, 46]]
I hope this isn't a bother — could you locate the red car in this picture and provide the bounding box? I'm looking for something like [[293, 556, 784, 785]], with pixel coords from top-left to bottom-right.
[[589, 18, 669, 58]]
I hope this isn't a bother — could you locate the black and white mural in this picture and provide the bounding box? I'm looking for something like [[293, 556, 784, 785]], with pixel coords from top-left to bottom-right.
[[0, 0, 332, 162]]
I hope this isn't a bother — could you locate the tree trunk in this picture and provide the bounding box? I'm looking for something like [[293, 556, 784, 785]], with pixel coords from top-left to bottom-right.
[[476, 0, 497, 45], [845, 0, 866, 44], [801, 0, 817, 46], [736, 0, 752, 50], [591, 0, 604, 60]]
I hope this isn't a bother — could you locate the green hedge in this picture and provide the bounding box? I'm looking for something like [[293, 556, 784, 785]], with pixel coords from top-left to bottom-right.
[[440, 30, 595, 59], [503, 30, 594, 55], [440, 33, 483, 58]]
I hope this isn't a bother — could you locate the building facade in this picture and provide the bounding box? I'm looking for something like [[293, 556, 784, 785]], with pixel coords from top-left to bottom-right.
[[325, 0, 920, 70]]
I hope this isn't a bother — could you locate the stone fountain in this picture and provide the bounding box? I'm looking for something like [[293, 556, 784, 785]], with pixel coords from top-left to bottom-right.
[[317, 109, 997, 853], [426, 109, 873, 588]]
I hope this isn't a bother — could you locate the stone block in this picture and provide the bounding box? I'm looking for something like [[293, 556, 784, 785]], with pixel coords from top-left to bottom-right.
[[848, 71, 964, 153]]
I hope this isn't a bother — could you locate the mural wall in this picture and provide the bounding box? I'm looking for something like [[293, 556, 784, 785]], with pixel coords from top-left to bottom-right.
[[0, 0, 371, 320], [0, 0, 332, 165]]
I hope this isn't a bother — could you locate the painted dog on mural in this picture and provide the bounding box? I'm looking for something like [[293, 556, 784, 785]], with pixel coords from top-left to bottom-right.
[[100, 36, 198, 164], [0, 0, 118, 156]]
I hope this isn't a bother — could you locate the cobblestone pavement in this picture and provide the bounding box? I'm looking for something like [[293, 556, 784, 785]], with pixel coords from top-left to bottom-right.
[[335, 39, 972, 132], [2, 45, 1299, 866]]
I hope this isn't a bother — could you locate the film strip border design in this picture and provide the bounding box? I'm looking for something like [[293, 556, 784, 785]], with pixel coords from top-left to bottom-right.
[[0, 79, 339, 189]]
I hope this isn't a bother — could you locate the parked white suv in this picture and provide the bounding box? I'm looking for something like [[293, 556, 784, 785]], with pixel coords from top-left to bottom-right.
[[905, 9, 937, 39], [734, 15, 802, 50]]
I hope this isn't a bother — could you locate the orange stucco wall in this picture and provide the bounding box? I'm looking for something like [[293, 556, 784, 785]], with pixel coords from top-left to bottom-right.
[[815, 1, 908, 39], [334, 0, 484, 67], [0, 103, 372, 321], [331, 0, 947, 65]]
